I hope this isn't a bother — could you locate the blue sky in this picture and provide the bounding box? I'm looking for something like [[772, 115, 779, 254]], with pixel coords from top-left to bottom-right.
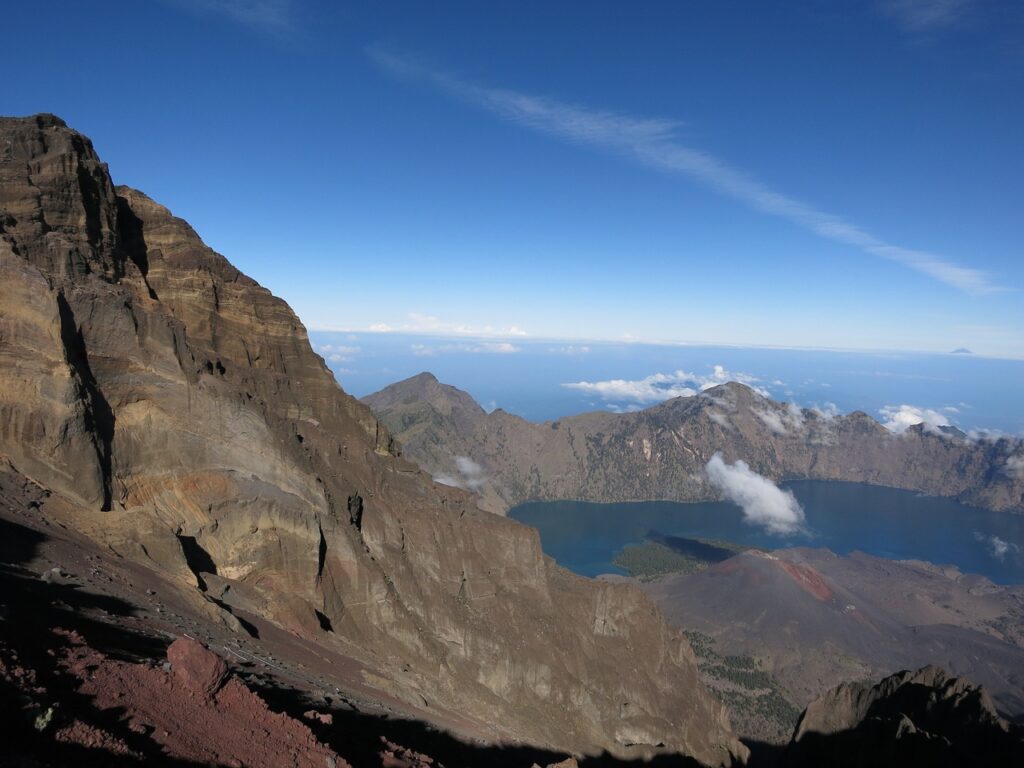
[[5, 1, 1023, 356]]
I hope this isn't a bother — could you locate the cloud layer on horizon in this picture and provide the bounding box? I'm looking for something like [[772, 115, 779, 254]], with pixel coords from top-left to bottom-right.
[[412, 341, 519, 356], [371, 49, 1003, 296], [362, 312, 527, 339], [705, 453, 806, 535], [563, 365, 769, 404]]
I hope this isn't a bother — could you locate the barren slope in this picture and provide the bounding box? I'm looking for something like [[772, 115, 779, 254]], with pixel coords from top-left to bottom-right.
[[0, 114, 744, 765], [645, 548, 1024, 720]]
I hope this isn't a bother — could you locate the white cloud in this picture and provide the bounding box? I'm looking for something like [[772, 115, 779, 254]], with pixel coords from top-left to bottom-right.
[[705, 453, 806, 535], [317, 344, 360, 363], [753, 408, 789, 435], [707, 411, 733, 430], [878, 404, 952, 434], [753, 402, 809, 435], [563, 365, 769, 405], [455, 456, 486, 490], [371, 50, 1003, 296], [606, 403, 645, 414], [786, 402, 806, 430], [433, 456, 488, 492], [567, 373, 697, 404], [1005, 455, 1024, 479], [810, 402, 842, 420], [973, 531, 1021, 561], [550, 345, 591, 355]]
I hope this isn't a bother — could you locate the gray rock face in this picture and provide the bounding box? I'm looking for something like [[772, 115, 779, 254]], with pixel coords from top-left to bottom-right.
[[785, 665, 1024, 767], [0, 114, 745, 765], [364, 374, 1024, 514]]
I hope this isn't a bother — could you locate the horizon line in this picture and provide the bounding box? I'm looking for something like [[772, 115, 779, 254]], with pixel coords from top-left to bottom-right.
[[306, 325, 1024, 363]]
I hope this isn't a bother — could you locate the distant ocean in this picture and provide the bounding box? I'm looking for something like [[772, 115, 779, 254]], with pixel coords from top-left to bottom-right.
[[310, 332, 1024, 436]]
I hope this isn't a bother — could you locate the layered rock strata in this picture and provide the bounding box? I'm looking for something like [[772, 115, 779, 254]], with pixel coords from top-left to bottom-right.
[[0, 114, 744, 765]]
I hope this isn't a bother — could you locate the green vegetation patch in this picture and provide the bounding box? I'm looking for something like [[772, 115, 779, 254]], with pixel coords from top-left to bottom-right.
[[613, 541, 708, 580], [683, 630, 801, 743], [613, 536, 761, 581]]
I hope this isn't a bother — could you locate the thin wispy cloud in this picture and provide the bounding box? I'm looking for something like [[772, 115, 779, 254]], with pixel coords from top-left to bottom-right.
[[165, 0, 293, 35], [880, 0, 973, 31], [371, 49, 1003, 296]]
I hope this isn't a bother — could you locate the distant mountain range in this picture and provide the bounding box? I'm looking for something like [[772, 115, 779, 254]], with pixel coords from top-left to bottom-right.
[[363, 372, 1024, 515]]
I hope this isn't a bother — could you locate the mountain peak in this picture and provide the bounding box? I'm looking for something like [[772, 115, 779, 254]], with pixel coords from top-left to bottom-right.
[[702, 380, 761, 401], [408, 370, 440, 385], [362, 372, 485, 420]]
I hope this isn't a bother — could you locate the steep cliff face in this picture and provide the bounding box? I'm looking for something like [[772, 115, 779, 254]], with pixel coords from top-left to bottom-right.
[[364, 374, 1024, 514], [0, 115, 745, 764]]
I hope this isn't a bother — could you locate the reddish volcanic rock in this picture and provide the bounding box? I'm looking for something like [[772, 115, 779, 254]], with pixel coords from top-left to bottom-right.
[[53, 720, 138, 757], [379, 737, 436, 767], [55, 630, 349, 768], [166, 635, 228, 698], [779, 560, 833, 601], [304, 708, 334, 725]]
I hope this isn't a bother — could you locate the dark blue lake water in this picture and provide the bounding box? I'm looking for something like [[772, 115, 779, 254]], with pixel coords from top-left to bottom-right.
[[509, 481, 1024, 584]]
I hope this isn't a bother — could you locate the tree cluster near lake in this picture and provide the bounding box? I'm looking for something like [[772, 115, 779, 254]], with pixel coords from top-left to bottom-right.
[[613, 537, 757, 581]]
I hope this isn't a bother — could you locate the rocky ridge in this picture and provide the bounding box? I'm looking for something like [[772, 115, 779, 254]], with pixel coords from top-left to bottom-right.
[[363, 373, 1024, 514], [0, 114, 744, 765], [784, 665, 1024, 766]]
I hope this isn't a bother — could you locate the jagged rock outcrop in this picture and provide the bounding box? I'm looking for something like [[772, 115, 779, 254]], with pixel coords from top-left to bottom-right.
[[784, 665, 1024, 767], [364, 373, 1024, 514], [0, 114, 745, 764]]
